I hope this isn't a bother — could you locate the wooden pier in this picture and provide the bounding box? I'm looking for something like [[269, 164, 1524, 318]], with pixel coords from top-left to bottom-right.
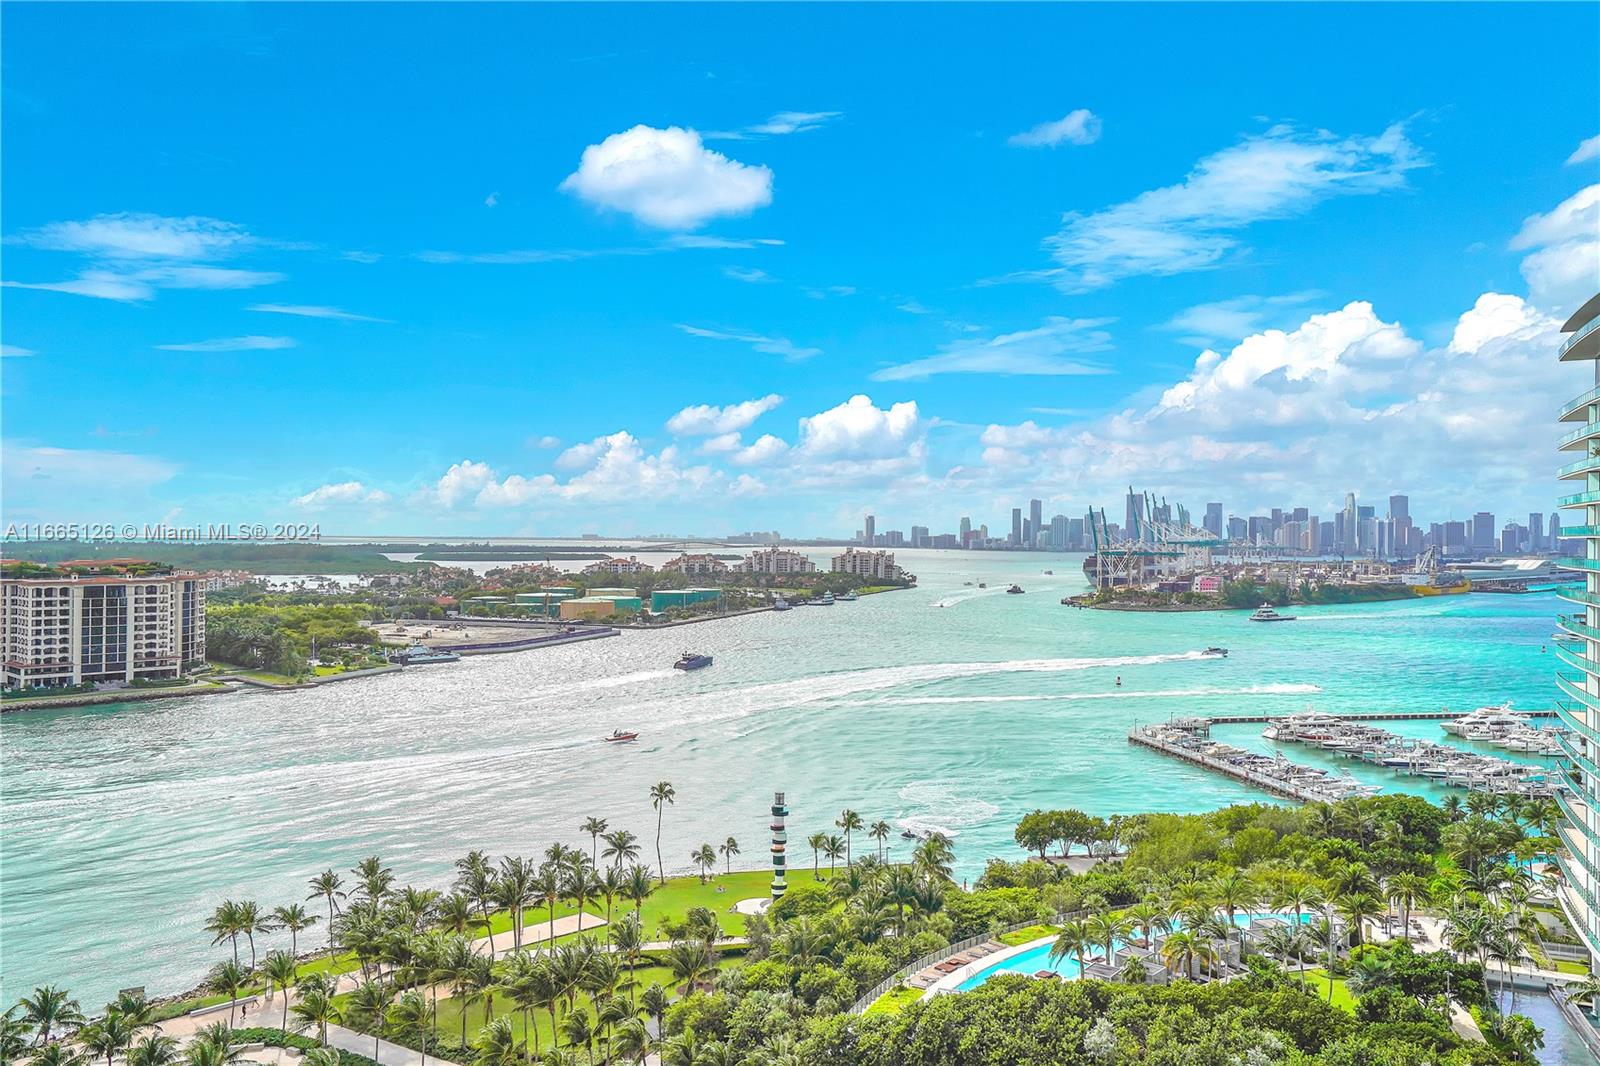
[[1128, 728, 1345, 803]]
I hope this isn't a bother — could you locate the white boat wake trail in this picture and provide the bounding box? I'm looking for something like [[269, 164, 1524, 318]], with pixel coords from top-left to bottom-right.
[[859, 683, 1322, 705]]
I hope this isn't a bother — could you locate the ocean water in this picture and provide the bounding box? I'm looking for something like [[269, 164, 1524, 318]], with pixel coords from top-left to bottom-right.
[[0, 550, 1562, 1006]]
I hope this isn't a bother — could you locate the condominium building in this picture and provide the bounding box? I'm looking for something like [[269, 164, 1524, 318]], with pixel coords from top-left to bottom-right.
[[1554, 290, 1600, 971], [660, 553, 729, 577], [2, 564, 206, 689], [737, 548, 818, 575], [580, 555, 654, 576], [830, 548, 902, 581]]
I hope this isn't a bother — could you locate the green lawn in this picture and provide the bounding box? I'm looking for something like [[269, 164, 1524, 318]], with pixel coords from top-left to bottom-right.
[[1296, 968, 1355, 1012], [1556, 959, 1591, 975], [998, 924, 1059, 947], [865, 985, 924, 1016], [209, 660, 302, 685]]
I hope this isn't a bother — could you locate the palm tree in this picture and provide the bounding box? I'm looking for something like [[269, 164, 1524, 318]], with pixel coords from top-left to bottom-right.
[[822, 835, 845, 877], [649, 781, 676, 885], [913, 834, 955, 882], [78, 1014, 133, 1066], [1208, 872, 1258, 931], [207, 960, 250, 1027], [437, 893, 476, 938], [692, 844, 717, 883], [306, 871, 345, 950], [1334, 892, 1382, 947], [353, 856, 396, 904], [269, 903, 319, 958], [602, 830, 640, 870], [205, 901, 245, 967], [639, 984, 669, 1045], [498, 856, 536, 951], [868, 821, 891, 863], [1087, 911, 1131, 965], [580, 817, 609, 865], [235, 900, 269, 970], [17, 986, 83, 1045], [533, 863, 563, 947], [563, 855, 599, 932], [345, 980, 392, 1062], [107, 991, 153, 1031], [1160, 930, 1199, 980], [474, 1016, 519, 1066], [612, 1018, 650, 1066], [29, 1045, 88, 1066], [1565, 971, 1600, 1021], [623, 864, 654, 917], [387, 992, 431, 1066], [609, 913, 645, 1002], [262, 952, 300, 1036], [1048, 920, 1089, 976], [1387, 873, 1432, 943], [666, 941, 713, 994], [455, 851, 499, 941], [126, 1035, 181, 1066], [290, 975, 341, 1047], [718, 836, 740, 875], [0, 1008, 33, 1062], [836, 810, 863, 867], [184, 1026, 248, 1066], [560, 1012, 594, 1066], [806, 832, 826, 878], [496, 951, 542, 1062]]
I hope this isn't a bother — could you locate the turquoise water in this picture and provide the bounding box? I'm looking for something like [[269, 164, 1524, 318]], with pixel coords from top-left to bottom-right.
[[0, 550, 1562, 1006], [956, 910, 1307, 989]]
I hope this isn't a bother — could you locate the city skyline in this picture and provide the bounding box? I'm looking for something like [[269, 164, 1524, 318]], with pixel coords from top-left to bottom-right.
[[2, 5, 1597, 537]]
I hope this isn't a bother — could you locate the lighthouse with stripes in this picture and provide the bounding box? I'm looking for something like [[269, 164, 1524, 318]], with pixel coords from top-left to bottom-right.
[[770, 791, 788, 898]]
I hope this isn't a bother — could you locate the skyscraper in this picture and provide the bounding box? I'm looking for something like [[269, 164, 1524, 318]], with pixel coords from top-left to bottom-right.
[[1125, 490, 1144, 542], [1342, 493, 1358, 552], [1029, 499, 1043, 544], [1204, 502, 1223, 537], [1552, 289, 1600, 973], [1010, 508, 1022, 546], [862, 515, 875, 545], [1389, 494, 1409, 524], [1472, 511, 1495, 551], [959, 516, 972, 547], [1530, 512, 1545, 552], [1050, 514, 1069, 551]]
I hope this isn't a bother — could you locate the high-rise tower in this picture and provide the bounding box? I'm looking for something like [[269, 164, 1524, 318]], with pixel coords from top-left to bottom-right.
[[1554, 290, 1600, 970]]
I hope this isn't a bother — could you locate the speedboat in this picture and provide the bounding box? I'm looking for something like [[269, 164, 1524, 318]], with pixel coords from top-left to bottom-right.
[[674, 652, 713, 671], [1202, 647, 1228, 657], [1249, 604, 1295, 622], [604, 730, 639, 743], [1006, 584, 1024, 594]]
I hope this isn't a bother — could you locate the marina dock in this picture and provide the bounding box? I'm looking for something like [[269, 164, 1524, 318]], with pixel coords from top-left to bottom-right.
[[1130, 725, 1353, 803], [1208, 709, 1555, 724]]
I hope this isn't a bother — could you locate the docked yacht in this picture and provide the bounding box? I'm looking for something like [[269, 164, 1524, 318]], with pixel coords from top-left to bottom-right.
[[1441, 704, 1526, 736], [838, 590, 859, 601], [772, 597, 792, 611], [1249, 604, 1295, 622]]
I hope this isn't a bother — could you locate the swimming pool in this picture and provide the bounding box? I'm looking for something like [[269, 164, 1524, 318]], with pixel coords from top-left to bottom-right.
[[955, 912, 1311, 991]]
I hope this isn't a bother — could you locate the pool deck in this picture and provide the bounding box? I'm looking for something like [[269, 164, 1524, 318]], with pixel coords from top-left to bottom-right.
[[920, 935, 1051, 999]]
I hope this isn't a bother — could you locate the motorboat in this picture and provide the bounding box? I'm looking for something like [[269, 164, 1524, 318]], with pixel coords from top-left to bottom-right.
[[1202, 647, 1228, 657], [604, 730, 639, 743], [1006, 584, 1024, 594], [674, 652, 713, 671], [389, 644, 462, 665], [1441, 703, 1526, 736], [838, 590, 859, 601], [900, 829, 919, 840], [977, 582, 988, 588], [1249, 604, 1295, 622], [806, 592, 835, 606], [772, 598, 792, 611], [1043, 570, 1054, 575]]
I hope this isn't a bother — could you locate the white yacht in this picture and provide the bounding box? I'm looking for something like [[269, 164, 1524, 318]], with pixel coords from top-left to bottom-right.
[[1249, 603, 1296, 622], [1441, 703, 1527, 736]]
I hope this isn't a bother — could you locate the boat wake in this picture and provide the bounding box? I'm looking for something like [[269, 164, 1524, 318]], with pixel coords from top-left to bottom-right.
[[860, 683, 1322, 705], [894, 781, 1000, 840]]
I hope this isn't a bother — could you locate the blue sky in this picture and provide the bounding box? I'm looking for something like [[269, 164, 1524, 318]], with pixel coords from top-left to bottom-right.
[[3, 3, 1598, 538]]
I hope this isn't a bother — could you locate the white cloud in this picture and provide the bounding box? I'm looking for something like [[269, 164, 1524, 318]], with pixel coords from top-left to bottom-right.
[[1008, 109, 1102, 148], [677, 324, 820, 361], [293, 481, 391, 508], [12, 213, 253, 259], [1, 344, 35, 357], [723, 267, 771, 284], [155, 335, 297, 352], [700, 432, 743, 455], [485, 191, 500, 208], [560, 125, 773, 229], [707, 110, 842, 140], [733, 434, 789, 465], [533, 435, 561, 449], [871, 317, 1114, 381], [1568, 135, 1600, 166], [3, 272, 157, 301], [1040, 123, 1424, 290], [797, 395, 921, 459], [1161, 292, 1323, 346], [249, 303, 388, 322], [2, 443, 177, 494], [1511, 184, 1600, 312], [666, 394, 784, 435], [428, 459, 496, 507]]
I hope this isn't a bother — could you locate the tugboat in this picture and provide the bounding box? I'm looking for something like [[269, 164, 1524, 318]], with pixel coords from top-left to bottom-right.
[[1202, 647, 1229, 657], [604, 729, 639, 743], [1249, 604, 1295, 622], [674, 651, 714, 670], [1005, 584, 1025, 594], [389, 643, 462, 665]]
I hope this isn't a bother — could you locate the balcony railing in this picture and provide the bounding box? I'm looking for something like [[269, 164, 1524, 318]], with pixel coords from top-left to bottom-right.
[[1560, 615, 1600, 641], [1557, 698, 1600, 745], [1561, 734, 1600, 779], [1559, 491, 1600, 508], [1561, 454, 1600, 479], [1557, 790, 1600, 849], [1557, 557, 1600, 574], [1561, 315, 1600, 360], [1560, 421, 1600, 451], [1560, 588, 1600, 610], [1555, 644, 1600, 675], [1562, 383, 1600, 421]]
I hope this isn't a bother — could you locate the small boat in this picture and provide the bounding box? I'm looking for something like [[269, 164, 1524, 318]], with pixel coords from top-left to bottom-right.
[[1043, 570, 1054, 575], [977, 582, 988, 588], [772, 598, 792, 611], [807, 592, 835, 606], [900, 829, 919, 840], [674, 652, 713, 671], [963, 581, 973, 586], [1249, 604, 1295, 622], [838, 590, 859, 602], [1202, 647, 1228, 657], [1006, 584, 1025, 594], [604, 730, 639, 743]]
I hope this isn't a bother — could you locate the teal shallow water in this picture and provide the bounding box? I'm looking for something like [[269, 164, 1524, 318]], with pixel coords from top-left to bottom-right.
[[0, 550, 1562, 1005]]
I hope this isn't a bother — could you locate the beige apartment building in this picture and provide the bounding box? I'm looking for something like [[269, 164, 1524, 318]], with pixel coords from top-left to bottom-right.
[[2, 567, 207, 689]]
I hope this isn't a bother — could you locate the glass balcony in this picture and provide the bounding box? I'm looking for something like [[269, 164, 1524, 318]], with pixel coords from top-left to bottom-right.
[[1556, 699, 1600, 746], [1560, 422, 1600, 452], [1557, 790, 1600, 848], [1562, 383, 1600, 422], [1554, 644, 1600, 675], [1561, 734, 1600, 779], [1558, 491, 1600, 508], [1560, 315, 1600, 360], [1560, 615, 1600, 641], [1557, 558, 1600, 575], [1559, 454, 1600, 479], [1560, 588, 1600, 610]]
